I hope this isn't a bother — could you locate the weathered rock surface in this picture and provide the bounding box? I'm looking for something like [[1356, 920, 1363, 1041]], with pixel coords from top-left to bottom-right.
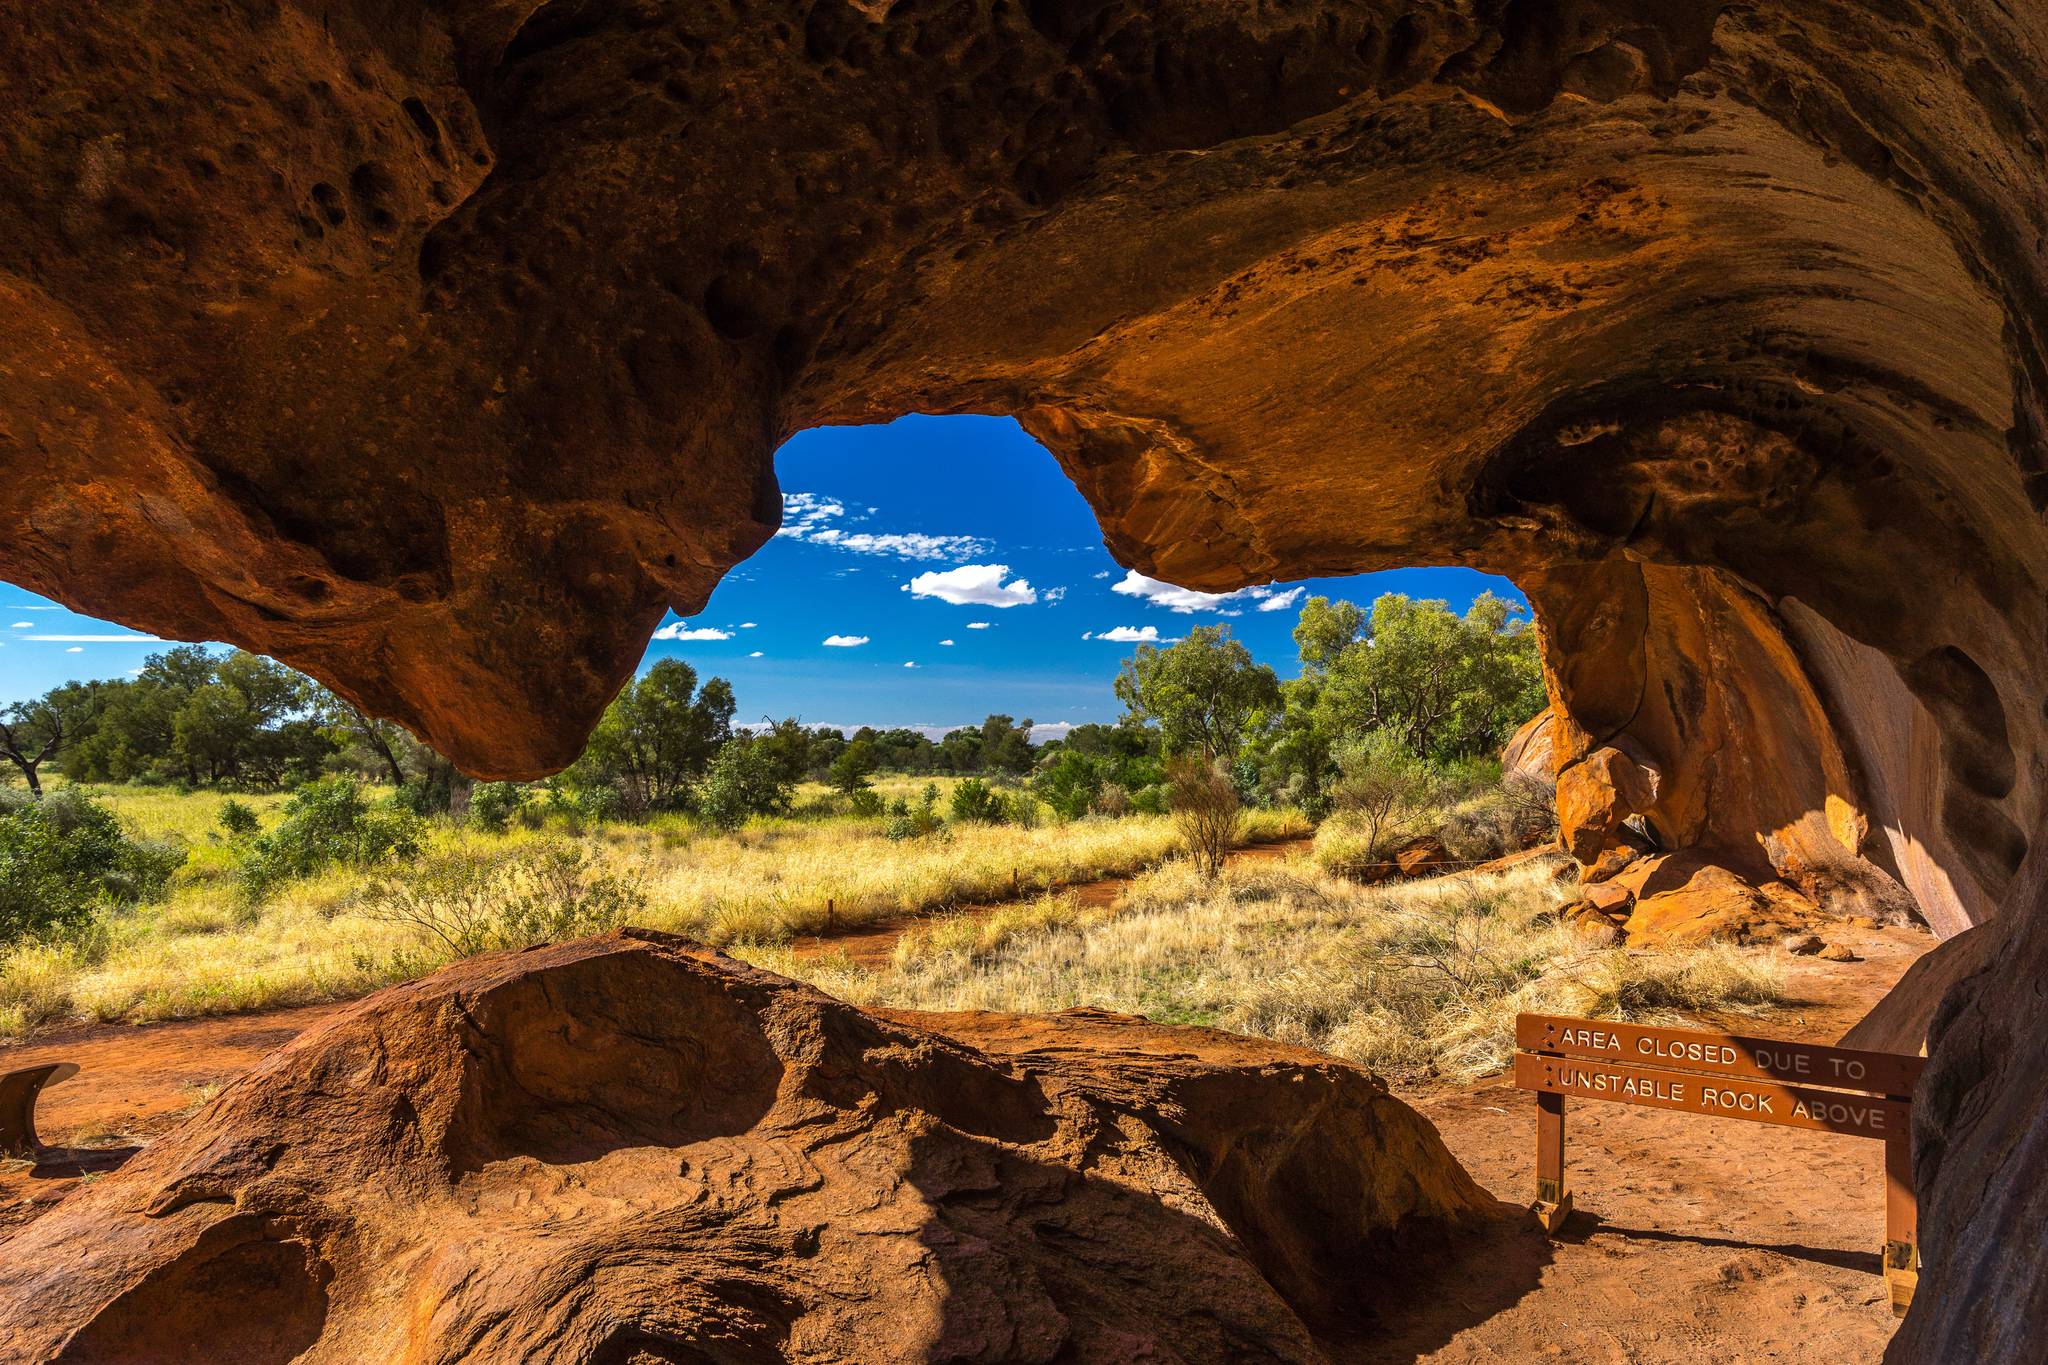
[[1604, 849, 1825, 947], [7, 4, 2048, 1357], [0, 931, 1491, 1363]]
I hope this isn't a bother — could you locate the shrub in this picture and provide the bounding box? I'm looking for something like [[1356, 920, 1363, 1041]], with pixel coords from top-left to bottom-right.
[[468, 781, 532, 833], [1318, 731, 1443, 877], [950, 778, 1005, 824], [361, 841, 645, 963], [1167, 756, 1240, 878], [217, 798, 261, 840], [1092, 782, 1131, 818], [698, 738, 794, 830], [1032, 750, 1103, 821], [885, 785, 945, 841], [847, 788, 885, 818], [1130, 782, 1169, 815], [238, 777, 421, 901], [0, 790, 185, 943]]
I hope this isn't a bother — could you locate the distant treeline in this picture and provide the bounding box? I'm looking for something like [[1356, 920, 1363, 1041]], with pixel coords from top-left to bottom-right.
[[0, 590, 1545, 825]]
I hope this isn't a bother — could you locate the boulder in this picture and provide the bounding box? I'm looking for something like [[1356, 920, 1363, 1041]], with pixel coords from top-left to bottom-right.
[[1393, 835, 1452, 879], [1501, 709, 1562, 782], [1579, 845, 1640, 885], [1555, 744, 1663, 864], [0, 931, 1491, 1362], [1613, 851, 1824, 947]]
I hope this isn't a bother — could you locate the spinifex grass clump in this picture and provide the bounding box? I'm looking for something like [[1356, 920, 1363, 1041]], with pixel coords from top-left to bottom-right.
[[763, 854, 1785, 1084]]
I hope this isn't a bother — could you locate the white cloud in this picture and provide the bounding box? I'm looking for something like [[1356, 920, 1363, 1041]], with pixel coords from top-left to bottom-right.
[[9, 622, 29, 629], [1111, 571, 1246, 614], [749, 651, 764, 658], [904, 564, 1037, 608], [1044, 586, 1068, 603], [966, 621, 992, 630], [777, 491, 990, 561], [652, 623, 733, 641], [739, 622, 758, 629], [66, 646, 82, 653], [903, 661, 918, 668], [1088, 625, 1167, 643], [1110, 570, 1305, 615], [25, 633, 160, 643], [822, 634, 870, 647], [1092, 570, 1111, 579], [939, 639, 955, 646]]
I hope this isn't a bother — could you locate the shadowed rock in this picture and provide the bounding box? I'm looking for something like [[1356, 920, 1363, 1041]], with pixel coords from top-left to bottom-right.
[[0, 931, 1492, 1362], [6, 3, 2048, 1356]]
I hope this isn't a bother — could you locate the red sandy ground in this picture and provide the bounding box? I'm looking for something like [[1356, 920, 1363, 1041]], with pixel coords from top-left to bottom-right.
[[0, 875, 1929, 1363]]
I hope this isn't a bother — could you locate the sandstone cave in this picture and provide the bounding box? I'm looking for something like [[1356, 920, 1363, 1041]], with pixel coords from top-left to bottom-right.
[[0, 1, 2044, 1360]]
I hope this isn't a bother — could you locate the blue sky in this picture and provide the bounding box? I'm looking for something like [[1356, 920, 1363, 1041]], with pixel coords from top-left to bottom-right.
[[1, 415, 1523, 734]]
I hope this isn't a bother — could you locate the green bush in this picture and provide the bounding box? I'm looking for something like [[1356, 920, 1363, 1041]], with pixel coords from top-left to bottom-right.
[[698, 738, 794, 830], [1032, 750, 1103, 821], [949, 778, 1006, 824], [238, 777, 422, 901], [217, 798, 261, 840], [847, 788, 885, 818], [1130, 783, 1170, 815], [468, 781, 532, 833], [885, 785, 945, 841], [0, 790, 186, 943]]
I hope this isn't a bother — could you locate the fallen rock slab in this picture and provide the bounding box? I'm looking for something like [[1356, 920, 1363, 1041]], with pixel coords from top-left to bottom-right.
[[0, 930, 1490, 1363]]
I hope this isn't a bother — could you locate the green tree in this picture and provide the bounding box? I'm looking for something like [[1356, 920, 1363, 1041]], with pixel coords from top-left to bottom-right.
[[977, 715, 1037, 774], [1032, 748, 1105, 820], [574, 660, 735, 811], [0, 683, 104, 796], [828, 738, 879, 795], [1114, 626, 1282, 761], [699, 736, 795, 829], [1312, 592, 1544, 762]]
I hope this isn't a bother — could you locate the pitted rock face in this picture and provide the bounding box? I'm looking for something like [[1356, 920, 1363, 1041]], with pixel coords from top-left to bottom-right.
[[0, 932, 1490, 1361], [6, 6, 2048, 1356]]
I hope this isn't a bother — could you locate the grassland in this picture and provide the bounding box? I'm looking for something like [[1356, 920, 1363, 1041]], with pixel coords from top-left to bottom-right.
[[757, 853, 1785, 1083], [0, 786, 1307, 1036]]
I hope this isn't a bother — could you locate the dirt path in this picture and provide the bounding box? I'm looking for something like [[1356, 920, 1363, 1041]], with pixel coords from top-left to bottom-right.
[[786, 833, 1315, 969]]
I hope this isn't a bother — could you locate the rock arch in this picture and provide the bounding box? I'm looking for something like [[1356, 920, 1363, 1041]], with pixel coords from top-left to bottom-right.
[[2, 2, 2045, 1356]]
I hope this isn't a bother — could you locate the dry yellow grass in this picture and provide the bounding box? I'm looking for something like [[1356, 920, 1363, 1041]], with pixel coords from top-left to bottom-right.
[[0, 792, 1308, 1036], [750, 854, 1786, 1083]]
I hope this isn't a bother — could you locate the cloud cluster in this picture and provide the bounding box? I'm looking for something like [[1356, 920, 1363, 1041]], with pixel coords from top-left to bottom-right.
[[777, 491, 990, 562], [1110, 570, 1305, 616], [1082, 625, 1174, 644], [904, 564, 1037, 608], [822, 634, 870, 647], [652, 623, 733, 642]]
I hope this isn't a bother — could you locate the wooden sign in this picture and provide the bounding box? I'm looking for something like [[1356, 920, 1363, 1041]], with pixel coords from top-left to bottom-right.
[[1516, 1013, 1921, 1096], [1512, 1012, 1921, 1316]]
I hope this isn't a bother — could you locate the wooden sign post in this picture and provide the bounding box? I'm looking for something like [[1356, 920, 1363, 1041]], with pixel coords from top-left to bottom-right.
[[1512, 1012, 1923, 1315]]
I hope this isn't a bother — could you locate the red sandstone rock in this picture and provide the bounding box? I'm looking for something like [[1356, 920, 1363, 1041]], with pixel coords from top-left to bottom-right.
[[1579, 845, 1639, 885], [0, 932, 1490, 1362], [1501, 710, 1561, 782], [1393, 835, 1451, 879], [1611, 852, 1824, 947]]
